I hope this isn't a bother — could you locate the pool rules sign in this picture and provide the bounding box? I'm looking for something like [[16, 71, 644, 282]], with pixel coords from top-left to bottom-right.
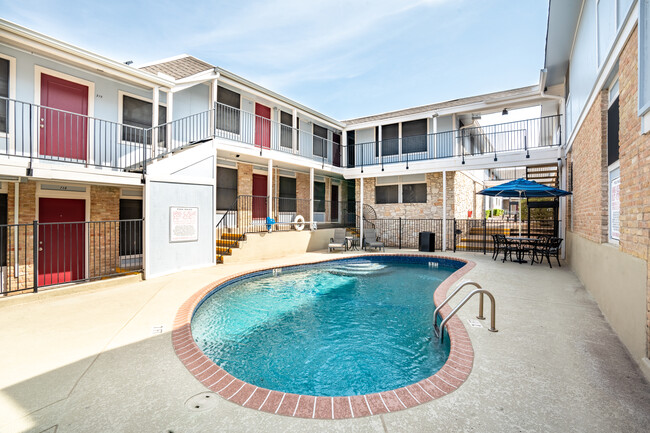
[[170, 207, 199, 242]]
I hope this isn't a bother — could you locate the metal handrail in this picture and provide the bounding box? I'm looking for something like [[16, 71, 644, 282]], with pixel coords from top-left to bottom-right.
[[434, 285, 497, 342], [433, 281, 483, 328]]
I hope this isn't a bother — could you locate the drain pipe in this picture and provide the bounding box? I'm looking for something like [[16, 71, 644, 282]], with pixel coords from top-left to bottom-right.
[[442, 170, 447, 251], [539, 69, 568, 259], [14, 182, 19, 279]]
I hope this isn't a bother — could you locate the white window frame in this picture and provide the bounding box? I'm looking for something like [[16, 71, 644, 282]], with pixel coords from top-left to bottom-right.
[[0, 53, 16, 140], [607, 76, 620, 244]]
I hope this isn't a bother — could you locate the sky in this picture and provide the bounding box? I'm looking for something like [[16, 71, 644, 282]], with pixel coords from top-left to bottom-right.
[[0, 0, 550, 120]]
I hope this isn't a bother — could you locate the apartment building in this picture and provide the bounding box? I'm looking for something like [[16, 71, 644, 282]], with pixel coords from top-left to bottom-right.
[[0, 11, 569, 310]]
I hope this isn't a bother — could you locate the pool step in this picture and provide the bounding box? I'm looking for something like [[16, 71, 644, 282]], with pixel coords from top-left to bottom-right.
[[328, 261, 389, 276]]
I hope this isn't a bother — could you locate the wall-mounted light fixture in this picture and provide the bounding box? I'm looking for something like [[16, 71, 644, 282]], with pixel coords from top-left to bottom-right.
[[502, 108, 508, 115]]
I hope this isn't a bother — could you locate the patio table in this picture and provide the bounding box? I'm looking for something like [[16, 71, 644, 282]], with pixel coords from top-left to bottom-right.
[[505, 237, 540, 264], [345, 236, 359, 251]]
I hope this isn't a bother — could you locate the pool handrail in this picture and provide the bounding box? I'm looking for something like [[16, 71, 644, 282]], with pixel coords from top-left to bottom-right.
[[434, 281, 497, 342]]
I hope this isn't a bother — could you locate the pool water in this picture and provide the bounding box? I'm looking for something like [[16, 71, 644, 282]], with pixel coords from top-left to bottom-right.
[[191, 257, 460, 396]]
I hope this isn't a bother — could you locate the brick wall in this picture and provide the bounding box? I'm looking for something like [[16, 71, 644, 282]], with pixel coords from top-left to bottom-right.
[[4, 182, 37, 294], [88, 185, 120, 279], [616, 27, 650, 356], [569, 27, 650, 357], [355, 172, 456, 219], [567, 90, 609, 243]]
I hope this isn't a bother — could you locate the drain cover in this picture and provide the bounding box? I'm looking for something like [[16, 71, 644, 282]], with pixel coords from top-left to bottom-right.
[[184, 392, 219, 412]]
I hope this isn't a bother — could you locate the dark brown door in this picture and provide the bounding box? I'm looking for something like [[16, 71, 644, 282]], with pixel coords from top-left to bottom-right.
[[331, 185, 339, 221]]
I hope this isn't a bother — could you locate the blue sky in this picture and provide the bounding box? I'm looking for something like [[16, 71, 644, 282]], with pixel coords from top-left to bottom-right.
[[1, 0, 549, 120]]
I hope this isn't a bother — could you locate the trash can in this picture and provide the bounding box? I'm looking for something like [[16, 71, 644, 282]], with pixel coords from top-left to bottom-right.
[[418, 232, 436, 252]]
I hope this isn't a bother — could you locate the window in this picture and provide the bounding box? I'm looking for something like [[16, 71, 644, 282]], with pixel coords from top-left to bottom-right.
[[608, 80, 620, 165], [376, 185, 399, 204], [0, 57, 9, 133], [278, 176, 296, 212], [217, 86, 240, 134], [280, 111, 293, 149], [314, 181, 325, 212], [217, 167, 238, 210], [402, 183, 427, 203], [119, 199, 143, 256], [381, 123, 399, 156], [313, 124, 328, 157], [121, 95, 166, 144], [402, 119, 427, 154], [375, 174, 427, 204], [347, 131, 355, 168]]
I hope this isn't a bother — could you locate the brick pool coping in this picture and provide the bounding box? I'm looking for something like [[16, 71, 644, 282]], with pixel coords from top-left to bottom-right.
[[172, 254, 476, 419]]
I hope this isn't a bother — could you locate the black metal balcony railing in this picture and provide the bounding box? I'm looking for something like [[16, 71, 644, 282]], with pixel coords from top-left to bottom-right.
[[350, 115, 562, 169], [0, 95, 562, 174], [0, 219, 143, 295], [0, 96, 150, 171]]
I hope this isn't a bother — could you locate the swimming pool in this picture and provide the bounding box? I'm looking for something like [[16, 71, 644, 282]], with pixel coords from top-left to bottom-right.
[[174, 254, 475, 418]]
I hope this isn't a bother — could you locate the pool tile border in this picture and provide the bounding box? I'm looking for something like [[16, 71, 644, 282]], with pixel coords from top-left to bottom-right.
[[172, 253, 476, 419]]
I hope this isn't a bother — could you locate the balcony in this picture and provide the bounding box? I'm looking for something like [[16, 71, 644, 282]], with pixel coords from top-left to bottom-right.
[[0, 96, 151, 173], [0, 95, 563, 176]]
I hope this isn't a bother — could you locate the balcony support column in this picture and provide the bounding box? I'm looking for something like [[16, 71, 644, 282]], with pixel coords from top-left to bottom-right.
[[360, 177, 364, 248], [432, 115, 438, 159], [442, 170, 447, 252], [166, 91, 173, 149], [268, 159, 273, 221], [341, 131, 347, 168], [210, 77, 219, 135], [292, 109, 298, 154], [152, 86, 160, 159], [309, 167, 314, 230]]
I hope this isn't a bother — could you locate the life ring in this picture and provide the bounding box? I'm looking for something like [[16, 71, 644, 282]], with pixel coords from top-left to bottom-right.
[[294, 215, 305, 231]]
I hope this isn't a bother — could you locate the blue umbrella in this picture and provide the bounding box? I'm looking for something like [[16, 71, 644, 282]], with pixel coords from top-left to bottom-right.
[[477, 178, 571, 235]]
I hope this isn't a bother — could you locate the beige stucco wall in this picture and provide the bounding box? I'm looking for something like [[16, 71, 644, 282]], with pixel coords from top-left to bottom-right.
[[566, 231, 648, 366], [224, 229, 336, 264]]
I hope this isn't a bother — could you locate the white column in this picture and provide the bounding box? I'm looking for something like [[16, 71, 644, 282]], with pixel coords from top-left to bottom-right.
[[398, 122, 402, 160], [210, 78, 218, 134], [152, 86, 160, 158], [292, 109, 298, 154], [341, 131, 348, 168], [378, 126, 382, 162], [442, 170, 447, 252], [360, 177, 364, 248], [268, 159, 273, 219], [143, 177, 150, 279], [309, 167, 314, 230], [432, 115, 438, 159], [166, 91, 173, 149]]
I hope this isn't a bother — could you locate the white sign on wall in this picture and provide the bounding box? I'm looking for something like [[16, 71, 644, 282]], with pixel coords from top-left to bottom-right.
[[610, 176, 620, 241], [170, 207, 199, 242]]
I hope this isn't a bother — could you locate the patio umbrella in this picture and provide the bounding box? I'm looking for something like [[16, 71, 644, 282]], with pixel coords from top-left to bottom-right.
[[477, 178, 571, 236]]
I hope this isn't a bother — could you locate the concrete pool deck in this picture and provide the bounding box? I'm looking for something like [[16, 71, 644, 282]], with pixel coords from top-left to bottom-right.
[[1, 250, 649, 432]]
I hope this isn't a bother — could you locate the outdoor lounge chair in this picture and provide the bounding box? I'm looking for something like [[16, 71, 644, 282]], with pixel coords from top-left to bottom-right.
[[328, 228, 347, 252], [363, 228, 385, 252]]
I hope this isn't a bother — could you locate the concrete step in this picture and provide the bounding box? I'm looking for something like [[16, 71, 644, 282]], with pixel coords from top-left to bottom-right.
[[216, 239, 239, 248], [215, 246, 232, 255], [221, 233, 245, 241]]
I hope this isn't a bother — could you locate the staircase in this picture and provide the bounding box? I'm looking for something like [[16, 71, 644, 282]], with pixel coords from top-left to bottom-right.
[[215, 233, 246, 263], [526, 164, 559, 187]]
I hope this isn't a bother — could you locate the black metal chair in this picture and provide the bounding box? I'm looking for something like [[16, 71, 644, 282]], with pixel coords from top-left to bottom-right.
[[499, 235, 518, 262], [491, 234, 502, 260], [533, 237, 563, 268]]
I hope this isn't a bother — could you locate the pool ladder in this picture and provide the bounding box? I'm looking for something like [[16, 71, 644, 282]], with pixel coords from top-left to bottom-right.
[[433, 281, 498, 342]]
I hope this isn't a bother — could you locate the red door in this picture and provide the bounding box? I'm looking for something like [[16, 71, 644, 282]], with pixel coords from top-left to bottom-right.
[[252, 174, 267, 220], [255, 103, 271, 150], [38, 198, 85, 286], [40, 74, 88, 160]]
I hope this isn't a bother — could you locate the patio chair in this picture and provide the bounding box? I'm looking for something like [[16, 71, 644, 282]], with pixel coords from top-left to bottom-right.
[[491, 234, 502, 261], [530, 236, 551, 265], [328, 228, 347, 252], [499, 235, 518, 263], [536, 237, 563, 268], [363, 229, 385, 252]]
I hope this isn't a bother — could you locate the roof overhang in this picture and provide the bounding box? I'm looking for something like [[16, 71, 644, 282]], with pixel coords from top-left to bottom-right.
[[544, 0, 584, 88], [0, 18, 174, 89]]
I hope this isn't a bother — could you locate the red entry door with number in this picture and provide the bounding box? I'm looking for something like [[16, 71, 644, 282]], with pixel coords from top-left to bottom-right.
[[252, 174, 267, 220], [38, 198, 86, 286], [40, 74, 89, 161], [255, 103, 271, 150]]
